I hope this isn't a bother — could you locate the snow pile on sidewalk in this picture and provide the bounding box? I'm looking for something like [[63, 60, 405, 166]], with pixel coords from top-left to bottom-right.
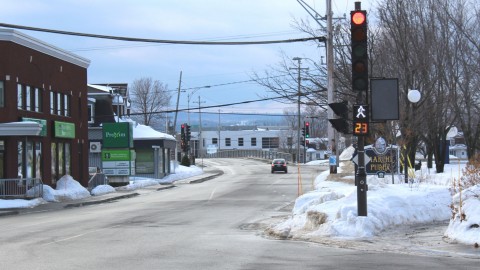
[[42, 175, 91, 202]]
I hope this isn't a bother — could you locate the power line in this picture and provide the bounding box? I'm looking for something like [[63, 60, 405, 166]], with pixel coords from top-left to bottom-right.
[[0, 22, 326, 45]]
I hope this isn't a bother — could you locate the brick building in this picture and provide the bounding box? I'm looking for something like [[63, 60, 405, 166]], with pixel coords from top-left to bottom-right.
[[0, 29, 90, 187]]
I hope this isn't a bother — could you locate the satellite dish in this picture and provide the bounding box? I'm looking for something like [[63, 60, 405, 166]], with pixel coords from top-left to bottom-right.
[[446, 126, 458, 138]]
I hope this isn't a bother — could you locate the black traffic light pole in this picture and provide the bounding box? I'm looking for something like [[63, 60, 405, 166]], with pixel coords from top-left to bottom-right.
[[351, 1, 368, 216]]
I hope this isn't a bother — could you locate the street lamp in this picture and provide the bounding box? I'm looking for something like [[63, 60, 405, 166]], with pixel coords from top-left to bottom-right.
[[405, 89, 422, 183], [408, 89, 421, 103], [187, 86, 210, 124]]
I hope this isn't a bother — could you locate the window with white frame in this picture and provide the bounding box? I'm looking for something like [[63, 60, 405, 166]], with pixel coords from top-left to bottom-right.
[[87, 104, 94, 123]]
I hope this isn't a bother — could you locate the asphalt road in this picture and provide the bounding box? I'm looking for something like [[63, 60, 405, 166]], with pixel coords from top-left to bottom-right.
[[0, 158, 478, 269]]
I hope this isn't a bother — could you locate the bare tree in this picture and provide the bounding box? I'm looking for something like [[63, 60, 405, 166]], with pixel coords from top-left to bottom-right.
[[442, 0, 480, 159], [129, 77, 172, 128]]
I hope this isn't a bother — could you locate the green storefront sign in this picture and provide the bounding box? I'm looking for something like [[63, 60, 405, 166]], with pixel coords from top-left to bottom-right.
[[102, 149, 136, 176], [101, 149, 131, 161], [23, 118, 47, 136], [54, 121, 75, 138], [102, 122, 133, 148]]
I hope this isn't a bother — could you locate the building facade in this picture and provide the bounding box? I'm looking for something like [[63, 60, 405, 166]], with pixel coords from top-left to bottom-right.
[[0, 29, 90, 187]]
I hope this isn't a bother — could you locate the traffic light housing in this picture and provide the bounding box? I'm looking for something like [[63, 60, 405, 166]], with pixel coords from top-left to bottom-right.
[[328, 101, 349, 134], [180, 124, 187, 152], [185, 124, 191, 141], [181, 124, 186, 142], [351, 9, 368, 92], [305, 122, 310, 138], [301, 127, 305, 138]]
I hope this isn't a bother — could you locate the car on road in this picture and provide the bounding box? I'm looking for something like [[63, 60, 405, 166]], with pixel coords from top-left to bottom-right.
[[271, 159, 288, 173]]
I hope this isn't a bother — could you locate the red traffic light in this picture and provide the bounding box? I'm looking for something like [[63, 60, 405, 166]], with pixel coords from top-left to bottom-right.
[[352, 11, 366, 25], [305, 122, 309, 126]]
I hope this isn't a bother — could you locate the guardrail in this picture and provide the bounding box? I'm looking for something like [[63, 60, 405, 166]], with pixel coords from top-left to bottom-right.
[[205, 149, 293, 162], [0, 178, 43, 199]]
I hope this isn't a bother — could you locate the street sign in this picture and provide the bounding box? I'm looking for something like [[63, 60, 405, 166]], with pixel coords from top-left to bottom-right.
[[352, 146, 399, 175]]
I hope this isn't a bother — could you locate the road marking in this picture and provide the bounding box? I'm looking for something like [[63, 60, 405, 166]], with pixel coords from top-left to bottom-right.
[[209, 188, 217, 201], [41, 224, 122, 246]]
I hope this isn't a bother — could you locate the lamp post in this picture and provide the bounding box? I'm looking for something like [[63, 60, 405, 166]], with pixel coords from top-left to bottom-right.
[[405, 89, 421, 183], [186, 86, 210, 124]]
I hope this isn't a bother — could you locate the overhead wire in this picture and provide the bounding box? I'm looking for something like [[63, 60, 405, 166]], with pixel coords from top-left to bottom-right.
[[0, 22, 326, 45]]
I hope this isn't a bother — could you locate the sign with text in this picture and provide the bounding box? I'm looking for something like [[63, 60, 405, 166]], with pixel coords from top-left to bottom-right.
[[54, 121, 75, 138], [352, 145, 399, 175], [102, 122, 133, 148], [102, 149, 136, 176]]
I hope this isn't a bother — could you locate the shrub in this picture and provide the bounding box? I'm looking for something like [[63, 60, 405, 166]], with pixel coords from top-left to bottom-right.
[[181, 155, 191, 167], [449, 154, 480, 221]]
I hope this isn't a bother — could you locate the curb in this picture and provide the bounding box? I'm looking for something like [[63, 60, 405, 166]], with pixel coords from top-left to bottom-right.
[[0, 210, 19, 217], [188, 170, 224, 184], [65, 193, 140, 208]]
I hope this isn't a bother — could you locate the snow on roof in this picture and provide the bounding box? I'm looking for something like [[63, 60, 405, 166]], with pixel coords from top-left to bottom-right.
[[88, 84, 112, 92], [133, 124, 175, 141]]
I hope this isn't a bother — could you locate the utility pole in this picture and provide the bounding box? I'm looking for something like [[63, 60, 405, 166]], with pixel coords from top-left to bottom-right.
[[194, 96, 205, 158], [173, 71, 182, 135], [326, 0, 338, 173], [291, 57, 308, 163], [296, 0, 343, 172]]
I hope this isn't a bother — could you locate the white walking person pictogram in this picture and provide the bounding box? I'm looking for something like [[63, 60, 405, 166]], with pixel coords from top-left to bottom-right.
[[356, 105, 366, 119]]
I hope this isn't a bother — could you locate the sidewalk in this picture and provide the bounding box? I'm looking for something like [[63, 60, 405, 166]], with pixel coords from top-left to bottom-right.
[[0, 170, 222, 217]]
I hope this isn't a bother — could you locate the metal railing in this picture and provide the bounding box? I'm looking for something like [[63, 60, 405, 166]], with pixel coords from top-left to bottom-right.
[[204, 149, 293, 162], [0, 178, 43, 199], [88, 173, 108, 191]]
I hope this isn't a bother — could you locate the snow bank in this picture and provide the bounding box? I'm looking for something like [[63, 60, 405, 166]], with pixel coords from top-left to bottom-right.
[[42, 175, 91, 202], [445, 184, 480, 245]]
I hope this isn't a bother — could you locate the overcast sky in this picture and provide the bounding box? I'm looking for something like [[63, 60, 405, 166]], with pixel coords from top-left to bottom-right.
[[0, 0, 367, 115]]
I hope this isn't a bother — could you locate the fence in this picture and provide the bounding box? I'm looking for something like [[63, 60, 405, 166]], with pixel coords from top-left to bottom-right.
[[204, 149, 293, 162], [88, 173, 108, 191], [0, 178, 43, 199]]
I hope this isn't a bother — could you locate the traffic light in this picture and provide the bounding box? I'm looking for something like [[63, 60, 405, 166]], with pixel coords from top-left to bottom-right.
[[185, 124, 191, 141], [328, 101, 349, 134], [305, 122, 310, 138], [180, 124, 186, 152], [301, 127, 305, 138], [351, 9, 368, 92], [180, 124, 186, 141]]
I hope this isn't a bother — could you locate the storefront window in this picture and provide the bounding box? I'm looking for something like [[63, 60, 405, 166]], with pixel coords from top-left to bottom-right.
[[17, 141, 23, 178], [26, 141, 33, 178], [58, 142, 64, 176], [51, 142, 57, 183], [35, 142, 42, 179], [136, 149, 154, 174], [65, 143, 71, 175]]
